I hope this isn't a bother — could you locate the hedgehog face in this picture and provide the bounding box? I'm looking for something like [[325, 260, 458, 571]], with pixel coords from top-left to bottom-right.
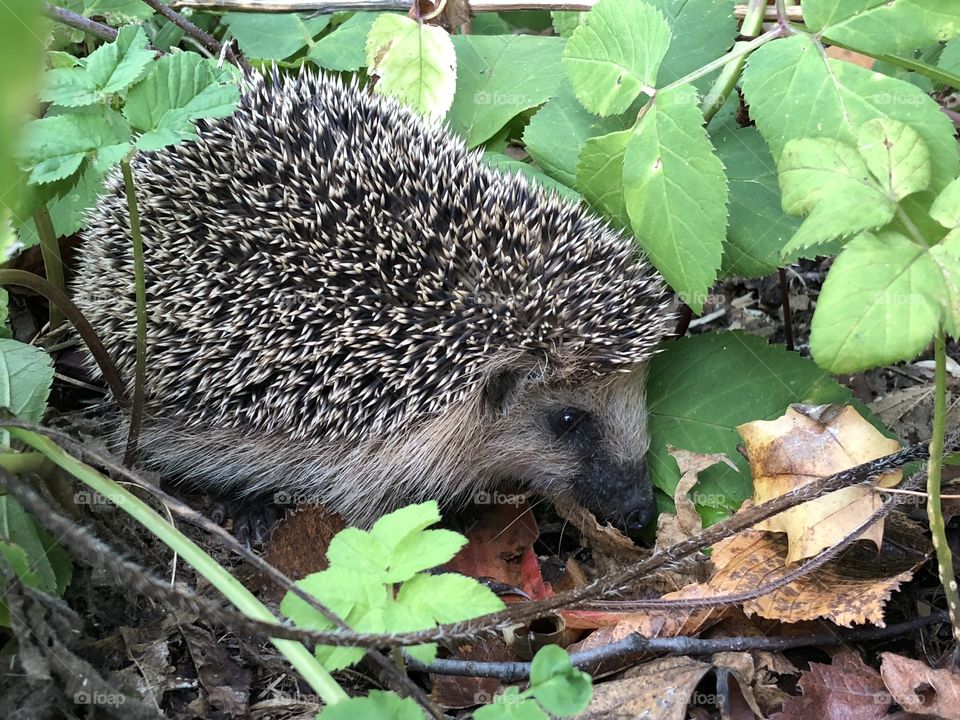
[[482, 366, 657, 532]]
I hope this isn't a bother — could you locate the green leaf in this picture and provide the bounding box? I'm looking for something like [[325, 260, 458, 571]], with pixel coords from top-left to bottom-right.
[[308, 12, 382, 71], [280, 566, 386, 670], [0, 497, 57, 593], [646, 332, 860, 514], [742, 34, 959, 192], [931, 177, 960, 228], [365, 13, 456, 118], [931, 232, 960, 337], [84, 0, 152, 23], [778, 137, 895, 253], [222, 13, 330, 61], [369, 501, 441, 547], [447, 35, 565, 147], [474, 696, 549, 720], [317, 690, 426, 720], [856, 118, 931, 200], [482, 152, 580, 203], [17, 166, 107, 244], [646, 0, 738, 87], [325, 527, 390, 580], [803, 0, 960, 56], [551, 11, 586, 37], [623, 85, 728, 312], [0, 338, 54, 447], [387, 529, 467, 582], [562, 0, 671, 116], [396, 573, 504, 623], [17, 107, 132, 184], [713, 126, 802, 277], [529, 645, 592, 715], [124, 52, 240, 151], [576, 128, 633, 228], [91, 24, 154, 94], [524, 81, 630, 188], [940, 37, 960, 77], [811, 231, 944, 372]]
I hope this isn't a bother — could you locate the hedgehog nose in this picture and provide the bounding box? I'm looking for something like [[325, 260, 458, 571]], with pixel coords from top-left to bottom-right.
[[623, 503, 655, 532]]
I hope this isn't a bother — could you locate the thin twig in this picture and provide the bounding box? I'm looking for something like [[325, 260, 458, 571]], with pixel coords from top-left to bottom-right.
[[779, 267, 794, 351], [138, 0, 252, 72], [42, 4, 117, 42]]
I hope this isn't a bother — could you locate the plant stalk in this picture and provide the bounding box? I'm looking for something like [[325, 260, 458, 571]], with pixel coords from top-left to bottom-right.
[[32, 206, 66, 329], [120, 159, 147, 466], [701, 0, 767, 124], [8, 426, 349, 705], [661, 26, 783, 95], [927, 329, 960, 644]]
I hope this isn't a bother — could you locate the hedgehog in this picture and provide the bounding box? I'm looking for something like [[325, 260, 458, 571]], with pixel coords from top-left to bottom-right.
[[71, 69, 675, 534]]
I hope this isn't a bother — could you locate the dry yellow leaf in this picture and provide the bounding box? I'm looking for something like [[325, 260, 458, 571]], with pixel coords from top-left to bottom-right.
[[738, 404, 901, 563]]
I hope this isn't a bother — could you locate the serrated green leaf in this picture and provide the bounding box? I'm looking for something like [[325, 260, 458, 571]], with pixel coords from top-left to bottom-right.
[[447, 35, 564, 147], [778, 137, 894, 253], [370, 501, 441, 547], [482, 152, 580, 203], [308, 12, 382, 71], [742, 34, 959, 192], [475, 697, 550, 720], [325, 527, 390, 580], [124, 52, 240, 151], [551, 11, 585, 37], [17, 165, 107, 244], [646, 332, 861, 515], [713, 126, 803, 277], [804, 0, 960, 56], [646, 0, 738, 87], [280, 566, 386, 670], [529, 645, 592, 715], [17, 107, 132, 184], [47, 51, 79, 69], [940, 37, 960, 77], [386, 528, 467, 582], [623, 85, 727, 312], [365, 14, 456, 118], [931, 232, 960, 338], [223, 13, 330, 61], [524, 81, 630, 188], [0, 338, 54, 448], [382, 602, 437, 664], [576, 128, 632, 228], [396, 573, 504, 623], [856, 118, 930, 200], [811, 231, 943, 372], [562, 0, 671, 116], [931, 177, 960, 228], [317, 691, 426, 720], [40, 68, 98, 107], [87, 25, 155, 95]]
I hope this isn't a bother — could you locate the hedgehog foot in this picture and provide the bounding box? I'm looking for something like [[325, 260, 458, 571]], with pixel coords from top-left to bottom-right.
[[210, 497, 282, 545]]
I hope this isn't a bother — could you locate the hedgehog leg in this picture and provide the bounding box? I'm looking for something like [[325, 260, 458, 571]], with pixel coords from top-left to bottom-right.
[[210, 496, 283, 545]]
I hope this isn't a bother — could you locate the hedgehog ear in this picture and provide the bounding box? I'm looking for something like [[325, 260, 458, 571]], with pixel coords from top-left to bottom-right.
[[483, 368, 521, 416]]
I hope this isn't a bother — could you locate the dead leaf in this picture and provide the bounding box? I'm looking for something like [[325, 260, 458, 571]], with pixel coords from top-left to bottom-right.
[[261, 505, 344, 595], [180, 624, 251, 718], [709, 514, 928, 626], [667, 446, 739, 536], [430, 636, 512, 709], [552, 495, 646, 562], [573, 656, 713, 719], [739, 404, 901, 563], [772, 651, 891, 720], [880, 652, 960, 717]]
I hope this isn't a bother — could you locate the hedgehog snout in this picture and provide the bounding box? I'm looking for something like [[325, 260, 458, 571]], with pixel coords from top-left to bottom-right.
[[579, 460, 657, 534]]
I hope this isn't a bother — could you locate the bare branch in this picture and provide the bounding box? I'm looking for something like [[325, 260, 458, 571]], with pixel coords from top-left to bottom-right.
[[43, 4, 118, 42]]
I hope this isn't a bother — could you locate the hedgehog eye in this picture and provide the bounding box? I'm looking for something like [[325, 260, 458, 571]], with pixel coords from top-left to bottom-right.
[[549, 407, 589, 437]]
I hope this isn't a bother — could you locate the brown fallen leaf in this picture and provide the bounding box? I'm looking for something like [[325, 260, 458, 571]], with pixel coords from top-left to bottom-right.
[[572, 656, 713, 719], [772, 650, 892, 720], [708, 513, 928, 626], [430, 636, 512, 710], [552, 494, 647, 563], [180, 624, 252, 718], [880, 652, 960, 717], [666, 446, 740, 537], [739, 405, 902, 563]]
